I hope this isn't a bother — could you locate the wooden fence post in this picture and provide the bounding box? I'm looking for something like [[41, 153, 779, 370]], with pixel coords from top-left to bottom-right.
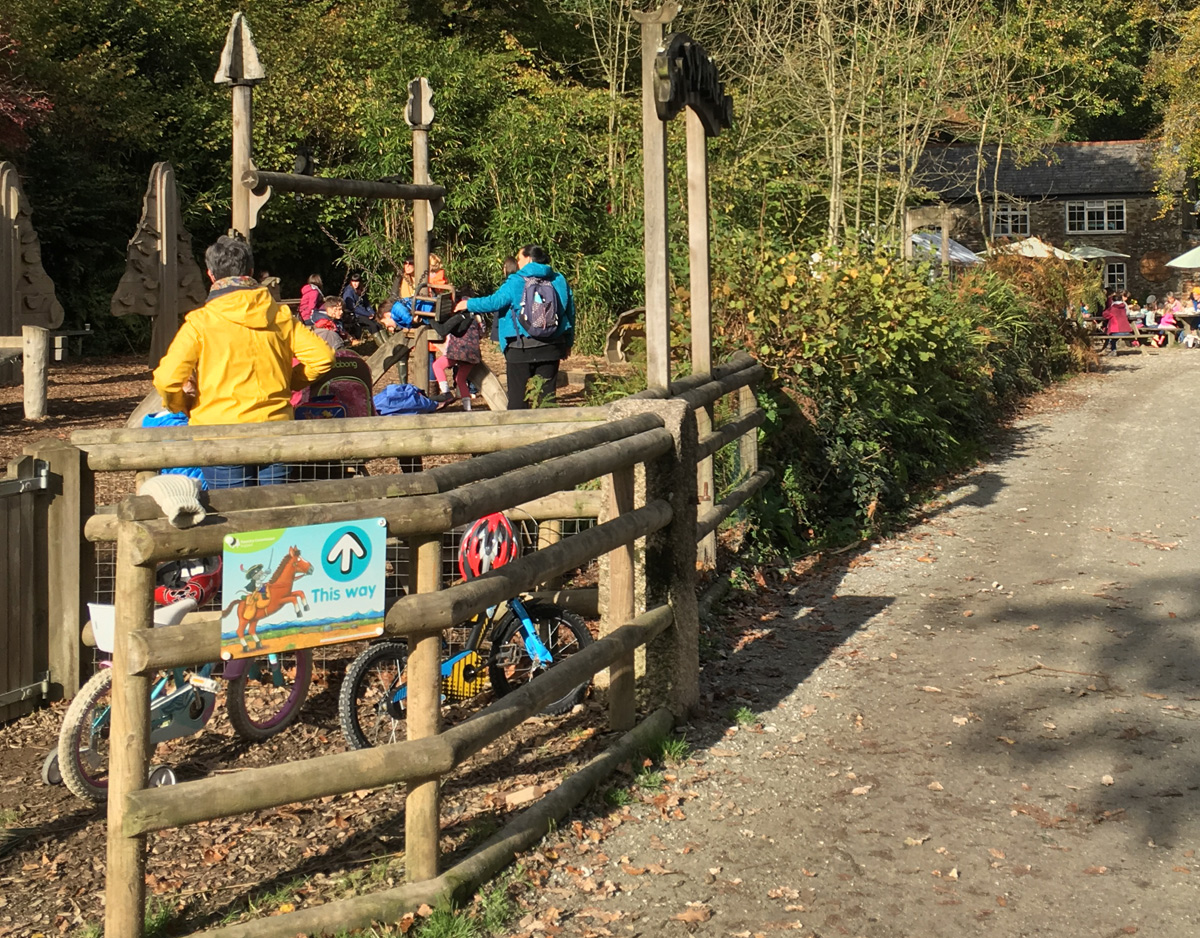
[[609, 399, 698, 716], [105, 523, 155, 938], [406, 534, 443, 882], [738, 385, 759, 479], [21, 326, 48, 419], [603, 466, 637, 731], [24, 438, 94, 699]]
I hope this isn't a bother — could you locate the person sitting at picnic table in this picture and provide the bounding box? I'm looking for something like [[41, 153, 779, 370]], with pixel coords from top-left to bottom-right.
[[152, 235, 335, 489], [1100, 290, 1133, 351], [342, 273, 381, 339]]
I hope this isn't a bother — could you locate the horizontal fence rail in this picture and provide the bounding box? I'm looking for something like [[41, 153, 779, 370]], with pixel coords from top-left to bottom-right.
[[73, 409, 611, 471]]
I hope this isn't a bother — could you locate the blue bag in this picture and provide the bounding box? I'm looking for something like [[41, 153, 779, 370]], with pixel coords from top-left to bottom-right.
[[373, 383, 438, 415]]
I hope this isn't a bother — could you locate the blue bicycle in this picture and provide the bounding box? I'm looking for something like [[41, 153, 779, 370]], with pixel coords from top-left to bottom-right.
[[337, 513, 592, 750]]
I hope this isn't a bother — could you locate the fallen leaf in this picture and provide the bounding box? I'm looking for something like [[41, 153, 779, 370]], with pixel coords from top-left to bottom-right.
[[989, 848, 1006, 860], [952, 716, 968, 726], [917, 555, 935, 563], [904, 835, 931, 847], [670, 903, 712, 923], [946, 867, 959, 880], [851, 785, 872, 796], [922, 686, 943, 694], [996, 896, 1007, 907], [1101, 775, 1114, 786], [1172, 866, 1191, 874], [577, 908, 624, 924], [800, 705, 817, 718], [275, 903, 294, 915], [997, 736, 1016, 745], [768, 887, 800, 900], [963, 610, 974, 617], [1142, 693, 1167, 700], [1025, 625, 1040, 631], [928, 781, 944, 791], [417, 904, 435, 917], [801, 868, 817, 876], [621, 864, 646, 876], [1083, 866, 1108, 875]]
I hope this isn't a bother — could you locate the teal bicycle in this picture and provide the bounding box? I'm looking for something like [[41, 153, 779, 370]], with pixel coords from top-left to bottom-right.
[[338, 512, 592, 750]]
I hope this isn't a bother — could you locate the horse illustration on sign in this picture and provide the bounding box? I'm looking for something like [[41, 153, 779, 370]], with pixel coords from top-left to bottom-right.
[[220, 545, 312, 651], [220, 520, 386, 660]]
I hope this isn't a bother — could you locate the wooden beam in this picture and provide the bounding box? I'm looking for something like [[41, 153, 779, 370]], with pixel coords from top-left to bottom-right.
[[123, 428, 673, 565], [696, 469, 772, 541]]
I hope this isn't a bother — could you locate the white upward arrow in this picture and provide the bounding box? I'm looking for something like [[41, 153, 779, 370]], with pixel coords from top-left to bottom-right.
[[327, 532, 366, 574]]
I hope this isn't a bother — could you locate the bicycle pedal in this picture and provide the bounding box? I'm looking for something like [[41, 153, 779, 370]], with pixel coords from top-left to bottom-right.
[[188, 675, 220, 694]]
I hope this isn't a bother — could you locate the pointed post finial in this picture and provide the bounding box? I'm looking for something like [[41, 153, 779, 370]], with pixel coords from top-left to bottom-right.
[[215, 12, 266, 85]]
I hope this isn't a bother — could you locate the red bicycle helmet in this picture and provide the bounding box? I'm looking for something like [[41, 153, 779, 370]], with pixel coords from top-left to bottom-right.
[[154, 556, 222, 606], [457, 513, 520, 580]]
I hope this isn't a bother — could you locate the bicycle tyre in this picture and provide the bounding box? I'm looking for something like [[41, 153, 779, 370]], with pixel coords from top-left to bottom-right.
[[225, 649, 313, 742], [339, 642, 410, 750], [58, 669, 114, 801], [488, 602, 593, 714]]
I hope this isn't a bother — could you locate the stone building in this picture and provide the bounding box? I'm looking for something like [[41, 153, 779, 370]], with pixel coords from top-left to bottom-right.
[[914, 140, 1198, 302]]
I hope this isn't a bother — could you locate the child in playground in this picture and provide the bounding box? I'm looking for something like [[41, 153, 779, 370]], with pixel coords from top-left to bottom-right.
[[298, 274, 324, 323], [431, 308, 485, 410], [310, 296, 349, 350]]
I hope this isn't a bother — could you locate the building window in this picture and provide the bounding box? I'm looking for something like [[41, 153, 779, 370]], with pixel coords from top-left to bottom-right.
[[990, 203, 1030, 237], [1067, 199, 1125, 233], [1105, 262, 1126, 293]]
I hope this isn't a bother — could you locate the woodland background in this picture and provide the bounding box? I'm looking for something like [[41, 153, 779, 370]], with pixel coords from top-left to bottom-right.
[[1, 0, 1195, 548]]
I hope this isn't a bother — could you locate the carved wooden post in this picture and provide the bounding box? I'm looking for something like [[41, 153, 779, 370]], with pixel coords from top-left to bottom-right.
[[687, 108, 715, 567], [215, 12, 269, 240], [649, 33, 733, 567], [0, 161, 64, 392], [407, 78, 435, 294], [632, 5, 678, 392], [110, 163, 207, 369]]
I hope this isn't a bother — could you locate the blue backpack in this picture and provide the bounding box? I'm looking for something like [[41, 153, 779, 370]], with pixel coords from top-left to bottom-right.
[[513, 275, 561, 340]]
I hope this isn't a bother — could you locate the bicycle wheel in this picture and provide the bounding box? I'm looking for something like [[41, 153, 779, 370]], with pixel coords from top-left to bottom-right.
[[225, 649, 313, 742], [58, 669, 113, 801], [489, 601, 593, 714], [339, 642, 410, 750]]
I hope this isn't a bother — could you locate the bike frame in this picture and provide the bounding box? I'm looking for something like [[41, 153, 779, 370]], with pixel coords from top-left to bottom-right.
[[87, 655, 287, 745], [388, 595, 554, 707]]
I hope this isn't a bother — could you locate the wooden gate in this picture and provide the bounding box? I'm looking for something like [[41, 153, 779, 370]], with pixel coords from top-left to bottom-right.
[[0, 456, 51, 723]]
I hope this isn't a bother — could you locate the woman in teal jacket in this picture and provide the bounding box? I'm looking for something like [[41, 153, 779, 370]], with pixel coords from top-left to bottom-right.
[[455, 244, 574, 409]]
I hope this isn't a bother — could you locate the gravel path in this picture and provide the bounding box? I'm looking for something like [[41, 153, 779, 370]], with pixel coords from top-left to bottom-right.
[[513, 350, 1200, 938]]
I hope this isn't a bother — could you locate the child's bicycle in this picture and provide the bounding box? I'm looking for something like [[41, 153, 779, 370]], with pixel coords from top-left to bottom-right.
[[338, 512, 593, 750], [50, 557, 313, 801]]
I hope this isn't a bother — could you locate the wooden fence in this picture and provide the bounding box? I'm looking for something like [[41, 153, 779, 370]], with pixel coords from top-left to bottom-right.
[[20, 353, 766, 937], [0, 456, 51, 722]]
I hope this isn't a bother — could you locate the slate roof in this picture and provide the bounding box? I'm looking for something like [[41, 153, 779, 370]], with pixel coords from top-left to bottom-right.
[[916, 141, 1160, 201]]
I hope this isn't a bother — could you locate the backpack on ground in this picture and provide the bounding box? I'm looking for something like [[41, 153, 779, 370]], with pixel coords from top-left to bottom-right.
[[512, 275, 561, 341]]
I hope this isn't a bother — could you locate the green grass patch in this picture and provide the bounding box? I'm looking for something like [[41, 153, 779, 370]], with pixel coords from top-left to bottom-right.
[[731, 705, 757, 725]]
